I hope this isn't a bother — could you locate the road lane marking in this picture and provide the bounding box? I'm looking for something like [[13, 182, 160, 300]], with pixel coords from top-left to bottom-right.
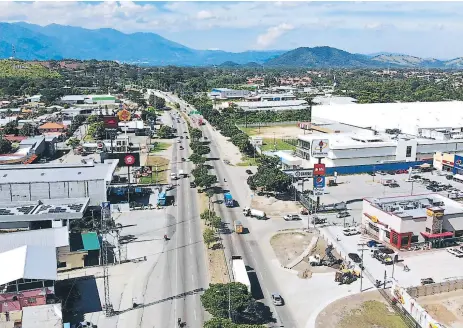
[[192, 274, 194, 282], [194, 309, 197, 320]]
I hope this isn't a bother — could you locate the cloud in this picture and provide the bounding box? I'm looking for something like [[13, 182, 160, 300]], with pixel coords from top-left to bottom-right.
[[196, 10, 214, 20], [256, 23, 294, 48]]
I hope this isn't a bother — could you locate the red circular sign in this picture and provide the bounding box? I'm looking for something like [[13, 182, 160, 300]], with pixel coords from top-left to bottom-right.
[[124, 154, 135, 165], [316, 177, 323, 183]]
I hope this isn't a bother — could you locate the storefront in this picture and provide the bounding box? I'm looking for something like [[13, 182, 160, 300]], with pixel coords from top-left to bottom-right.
[[390, 230, 412, 249], [434, 152, 455, 172]]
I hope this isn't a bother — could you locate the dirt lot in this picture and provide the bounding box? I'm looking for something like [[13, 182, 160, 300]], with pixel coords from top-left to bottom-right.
[[316, 290, 408, 328], [251, 195, 300, 217], [270, 231, 312, 267], [418, 289, 463, 328], [241, 125, 305, 138]]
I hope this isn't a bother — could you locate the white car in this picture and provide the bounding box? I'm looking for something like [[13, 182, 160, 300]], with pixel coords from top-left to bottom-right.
[[283, 214, 301, 221], [343, 228, 360, 236], [447, 248, 462, 257]]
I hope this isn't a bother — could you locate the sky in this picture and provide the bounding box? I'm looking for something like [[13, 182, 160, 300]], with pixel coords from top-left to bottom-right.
[[1, 1, 463, 59]]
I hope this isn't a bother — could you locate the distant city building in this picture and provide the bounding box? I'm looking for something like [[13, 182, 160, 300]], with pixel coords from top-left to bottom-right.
[[245, 93, 296, 102], [61, 94, 116, 105], [210, 88, 250, 100], [235, 100, 308, 112]]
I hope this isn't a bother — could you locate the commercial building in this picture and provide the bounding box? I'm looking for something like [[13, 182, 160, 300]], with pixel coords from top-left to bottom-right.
[[210, 88, 250, 99], [235, 100, 308, 112], [0, 161, 117, 206], [362, 194, 463, 249], [311, 101, 463, 136], [245, 93, 296, 102], [61, 94, 117, 105]]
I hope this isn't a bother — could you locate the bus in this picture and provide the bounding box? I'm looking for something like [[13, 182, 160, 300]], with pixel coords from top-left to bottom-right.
[[157, 192, 166, 206]]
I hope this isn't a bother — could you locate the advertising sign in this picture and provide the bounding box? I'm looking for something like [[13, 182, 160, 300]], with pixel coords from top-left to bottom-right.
[[117, 109, 131, 122], [283, 169, 313, 178], [313, 163, 326, 176], [454, 155, 463, 173], [311, 139, 330, 158], [101, 201, 111, 219], [313, 176, 326, 188], [313, 188, 324, 196], [106, 152, 140, 167], [103, 116, 119, 129]]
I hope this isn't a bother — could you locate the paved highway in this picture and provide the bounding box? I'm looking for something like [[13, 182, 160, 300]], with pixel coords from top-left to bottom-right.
[[134, 109, 207, 328], [157, 90, 298, 327]]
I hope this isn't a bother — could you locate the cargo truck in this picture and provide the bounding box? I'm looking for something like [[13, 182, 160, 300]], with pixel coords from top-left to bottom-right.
[[231, 255, 251, 293], [224, 192, 234, 207], [243, 207, 267, 220], [234, 221, 243, 234]]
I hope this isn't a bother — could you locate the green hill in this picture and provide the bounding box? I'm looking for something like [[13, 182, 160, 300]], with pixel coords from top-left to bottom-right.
[[0, 60, 60, 78]]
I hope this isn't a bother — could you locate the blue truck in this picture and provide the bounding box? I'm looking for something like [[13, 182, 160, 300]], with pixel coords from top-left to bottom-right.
[[224, 192, 234, 207]]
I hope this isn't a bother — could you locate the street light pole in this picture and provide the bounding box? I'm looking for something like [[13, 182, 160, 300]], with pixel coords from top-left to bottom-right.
[[358, 243, 367, 292]]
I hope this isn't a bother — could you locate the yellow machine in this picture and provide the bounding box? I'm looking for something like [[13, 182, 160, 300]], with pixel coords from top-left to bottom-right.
[[234, 221, 243, 234], [335, 269, 360, 285]]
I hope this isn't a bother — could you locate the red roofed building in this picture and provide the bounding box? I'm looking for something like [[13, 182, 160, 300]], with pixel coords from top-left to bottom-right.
[[38, 122, 66, 133]]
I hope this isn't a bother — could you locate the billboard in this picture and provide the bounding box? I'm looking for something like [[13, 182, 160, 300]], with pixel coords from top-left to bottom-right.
[[313, 176, 326, 188], [117, 109, 131, 122], [313, 163, 326, 176], [311, 139, 330, 158], [106, 152, 140, 167], [454, 155, 463, 174], [103, 116, 119, 129]]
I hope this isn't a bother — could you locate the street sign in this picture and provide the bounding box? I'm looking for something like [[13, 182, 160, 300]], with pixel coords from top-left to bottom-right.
[[103, 116, 119, 129], [314, 163, 326, 176], [283, 169, 313, 178], [313, 176, 326, 188], [313, 188, 324, 196], [311, 139, 330, 158]]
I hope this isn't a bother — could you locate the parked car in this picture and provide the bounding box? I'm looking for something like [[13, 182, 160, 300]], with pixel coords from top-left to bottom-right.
[[421, 278, 435, 285], [377, 171, 387, 175], [245, 169, 253, 175], [389, 183, 400, 188], [446, 175, 454, 180], [348, 253, 362, 263], [283, 214, 301, 221], [343, 228, 360, 236], [368, 172, 376, 176], [271, 293, 283, 306], [336, 211, 350, 218]]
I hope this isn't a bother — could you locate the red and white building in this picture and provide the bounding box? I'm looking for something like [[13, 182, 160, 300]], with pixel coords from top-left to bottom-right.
[[362, 194, 463, 249]]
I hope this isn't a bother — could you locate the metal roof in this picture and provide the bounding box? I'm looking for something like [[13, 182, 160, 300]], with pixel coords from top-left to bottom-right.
[[22, 304, 63, 328], [81, 232, 100, 251], [0, 245, 57, 286], [0, 161, 118, 184], [0, 227, 69, 253]]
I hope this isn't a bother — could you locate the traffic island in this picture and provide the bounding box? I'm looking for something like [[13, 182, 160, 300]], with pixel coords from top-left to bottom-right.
[[198, 193, 230, 284]]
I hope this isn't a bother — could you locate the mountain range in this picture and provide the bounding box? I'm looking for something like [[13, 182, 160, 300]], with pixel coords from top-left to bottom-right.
[[1, 22, 463, 68]]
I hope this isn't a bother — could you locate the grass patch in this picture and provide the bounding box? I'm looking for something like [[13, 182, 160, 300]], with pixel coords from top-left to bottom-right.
[[261, 138, 296, 152], [239, 125, 295, 136], [149, 142, 170, 153], [140, 155, 170, 184], [236, 156, 259, 166], [339, 300, 408, 328]]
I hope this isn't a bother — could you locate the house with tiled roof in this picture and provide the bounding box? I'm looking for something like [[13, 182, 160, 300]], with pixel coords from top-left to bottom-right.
[[38, 122, 65, 133]]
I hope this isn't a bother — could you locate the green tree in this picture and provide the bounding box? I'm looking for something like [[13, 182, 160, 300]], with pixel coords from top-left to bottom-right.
[[197, 174, 217, 190], [18, 123, 37, 136], [189, 153, 206, 165], [190, 128, 203, 141], [204, 318, 265, 328], [190, 142, 210, 156], [88, 122, 105, 139], [66, 137, 80, 149], [200, 209, 216, 224], [210, 214, 222, 230], [200, 283, 252, 319], [157, 125, 174, 139], [0, 138, 12, 154], [2, 121, 18, 135], [203, 228, 215, 249], [86, 115, 100, 124]]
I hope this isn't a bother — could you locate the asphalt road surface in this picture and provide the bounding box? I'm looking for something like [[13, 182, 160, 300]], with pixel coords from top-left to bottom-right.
[[156, 90, 298, 327], [134, 110, 207, 328]]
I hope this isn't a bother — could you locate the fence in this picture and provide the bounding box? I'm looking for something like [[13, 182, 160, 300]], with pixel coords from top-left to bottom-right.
[[236, 121, 300, 128], [407, 278, 463, 298]]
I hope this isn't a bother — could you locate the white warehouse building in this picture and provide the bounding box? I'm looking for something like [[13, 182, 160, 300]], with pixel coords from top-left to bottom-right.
[[294, 101, 463, 174]]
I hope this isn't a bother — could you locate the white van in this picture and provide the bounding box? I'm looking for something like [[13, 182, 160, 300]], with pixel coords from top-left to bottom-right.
[[170, 172, 177, 180]]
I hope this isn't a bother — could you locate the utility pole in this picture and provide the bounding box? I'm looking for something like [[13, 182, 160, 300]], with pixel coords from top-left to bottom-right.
[[100, 202, 114, 316], [357, 243, 368, 292]]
